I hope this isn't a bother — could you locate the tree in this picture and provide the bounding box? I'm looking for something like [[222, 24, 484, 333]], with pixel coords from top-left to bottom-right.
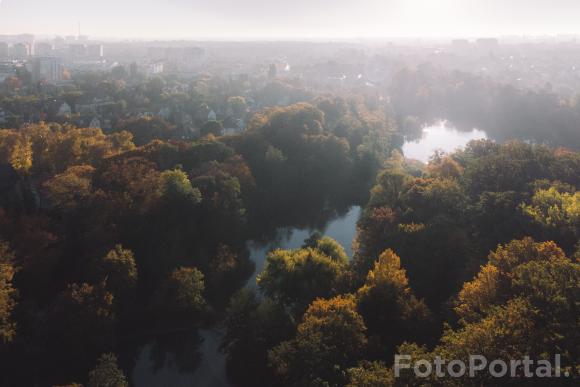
[[159, 169, 202, 205], [427, 155, 464, 179], [48, 281, 117, 368], [0, 241, 17, 344], [98, 245, 138, 302], [221, 289, 293, 386], [227, 96, 247, 117], [87, 353, 128, 387], [155, 266, 206, 314], [257, 247, 348, 312], [521, 185, 579, 232], [118, 116, 175, 146], [0, 131, 32, 173], [455, 237, 567, 323], [369, 164, 411, 208], [356, 249, 431, 356], [200, 120, 223, 137], [312, 236, 349, 263], [436, 238, 580, 383], [347, 361, 394, 387], [269, 295, 367, 386], [43, 165, 95, 212]]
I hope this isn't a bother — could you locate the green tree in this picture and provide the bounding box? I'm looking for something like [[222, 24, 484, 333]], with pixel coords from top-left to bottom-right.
[[159, 169, 202, 204], [155, 267, 206, 314], [87, 353, 128, 387], [522, 185, 579, 229], [257, 247, 348, 312], [221, 289, 293, 386], [227, 96, 247, 117], [200, 120, 223, 137]]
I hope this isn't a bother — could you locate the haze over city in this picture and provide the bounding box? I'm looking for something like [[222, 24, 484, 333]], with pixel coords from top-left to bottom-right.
[[0, 1, 578, 387], [1, 0, 580, 39]]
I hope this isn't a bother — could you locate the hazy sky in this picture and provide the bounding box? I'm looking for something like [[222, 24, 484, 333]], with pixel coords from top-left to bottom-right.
[[1, 0, 579, 39]]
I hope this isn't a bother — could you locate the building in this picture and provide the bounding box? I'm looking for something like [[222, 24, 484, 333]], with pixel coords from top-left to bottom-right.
[[144, 62, 164, 76], [30, 57, 63, 83], [58, 102, 72, 116], [0, 63, 15, 83], [0, 43, 8, 58], [68, 44, 87, 58], [87, 44, 104, 58], [208, 110, 217, 121], [34, 42, 54, 57], [12, 43, 30, 58], [476, 38, 499, 51], [88, 117, 101, 129], [451, 39, 470, 50]]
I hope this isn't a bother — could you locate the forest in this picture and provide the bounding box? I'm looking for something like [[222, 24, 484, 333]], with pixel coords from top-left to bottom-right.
[[0, 55, 578, 387]]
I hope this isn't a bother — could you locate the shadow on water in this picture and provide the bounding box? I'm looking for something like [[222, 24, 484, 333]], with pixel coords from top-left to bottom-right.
[[130, 205, 362, 386]]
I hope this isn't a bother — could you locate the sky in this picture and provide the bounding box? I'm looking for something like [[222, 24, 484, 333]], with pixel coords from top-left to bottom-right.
[[1, 0, 580, 40]]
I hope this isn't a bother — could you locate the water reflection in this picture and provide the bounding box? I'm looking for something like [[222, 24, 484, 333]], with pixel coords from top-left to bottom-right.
[[403, 121, 487, 163], [131, 205, 362, 386], [132, 330, 203, 387], [246, 205, 361, 288]]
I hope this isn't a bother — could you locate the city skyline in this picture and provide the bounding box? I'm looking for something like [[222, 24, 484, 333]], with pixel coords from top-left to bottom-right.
[[1, 0, 580, 40]]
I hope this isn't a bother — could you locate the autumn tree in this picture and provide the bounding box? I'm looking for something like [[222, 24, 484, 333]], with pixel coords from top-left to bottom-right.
[[0, 241, 17, 344], [269, 295, 367, 386], [118, 116, 175, 146], [43, 165, 95, 212], [97, 245, 138, 304], [47, 281, 117, 373], [356, 249, 431, 357], [430, 238, 580, 384], [347, 361, 394, 387]]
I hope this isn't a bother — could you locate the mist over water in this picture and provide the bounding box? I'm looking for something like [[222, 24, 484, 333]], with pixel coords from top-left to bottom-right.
[[403, 121, 487, 163]]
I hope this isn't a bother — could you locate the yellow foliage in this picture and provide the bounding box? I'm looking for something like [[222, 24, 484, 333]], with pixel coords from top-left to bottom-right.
[[361, 249, 409, 291], [522, 186, 580, 227]]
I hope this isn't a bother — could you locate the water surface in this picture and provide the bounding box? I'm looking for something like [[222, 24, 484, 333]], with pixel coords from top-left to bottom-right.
[[403, 121, 487, 163]]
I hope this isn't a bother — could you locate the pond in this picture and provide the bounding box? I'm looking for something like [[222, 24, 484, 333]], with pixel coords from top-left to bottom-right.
[[132, 205, 362, 387], [402, 121, 487, 163]]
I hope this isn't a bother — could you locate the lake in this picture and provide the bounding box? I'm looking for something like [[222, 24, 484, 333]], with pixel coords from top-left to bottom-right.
[[402, 121, 487, 163]]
